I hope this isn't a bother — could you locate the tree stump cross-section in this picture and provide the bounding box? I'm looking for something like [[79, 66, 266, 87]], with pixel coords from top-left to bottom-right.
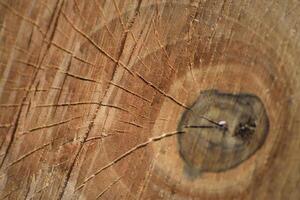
[[0, 0, 300, 199]]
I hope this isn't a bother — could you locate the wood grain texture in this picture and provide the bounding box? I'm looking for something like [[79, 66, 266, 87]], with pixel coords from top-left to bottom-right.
[[0, 0, 299, 199], [177, 90, 270, 174]]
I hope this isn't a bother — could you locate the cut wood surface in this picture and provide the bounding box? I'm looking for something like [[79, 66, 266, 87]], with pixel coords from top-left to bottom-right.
[[0, 0, 300, 199]]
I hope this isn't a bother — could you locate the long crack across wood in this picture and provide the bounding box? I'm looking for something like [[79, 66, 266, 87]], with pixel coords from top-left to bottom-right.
[[75, 130, 185, 191]]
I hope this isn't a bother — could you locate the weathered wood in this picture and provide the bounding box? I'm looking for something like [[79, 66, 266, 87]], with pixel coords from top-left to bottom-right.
[[0, 0, 299, 199]]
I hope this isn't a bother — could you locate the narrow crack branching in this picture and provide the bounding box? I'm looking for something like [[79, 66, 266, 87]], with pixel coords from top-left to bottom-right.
[[75, 130, 185, 192]]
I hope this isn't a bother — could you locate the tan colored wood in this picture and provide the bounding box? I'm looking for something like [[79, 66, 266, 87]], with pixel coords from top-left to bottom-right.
[[0, 0, 299, 199]]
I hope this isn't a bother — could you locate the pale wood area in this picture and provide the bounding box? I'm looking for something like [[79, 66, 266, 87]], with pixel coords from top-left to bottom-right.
[[0, 0, 300, 199]]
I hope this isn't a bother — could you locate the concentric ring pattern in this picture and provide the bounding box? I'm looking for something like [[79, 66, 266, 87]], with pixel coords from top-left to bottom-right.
[[0, 1, 299, 200]]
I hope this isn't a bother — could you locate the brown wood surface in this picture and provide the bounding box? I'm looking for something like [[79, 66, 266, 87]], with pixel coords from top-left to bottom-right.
[[0, 0, 300, 199]]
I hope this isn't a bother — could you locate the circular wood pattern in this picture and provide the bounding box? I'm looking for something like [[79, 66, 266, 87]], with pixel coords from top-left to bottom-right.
[[178, 90, 269, 174], [0, 1, 299, 200]]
